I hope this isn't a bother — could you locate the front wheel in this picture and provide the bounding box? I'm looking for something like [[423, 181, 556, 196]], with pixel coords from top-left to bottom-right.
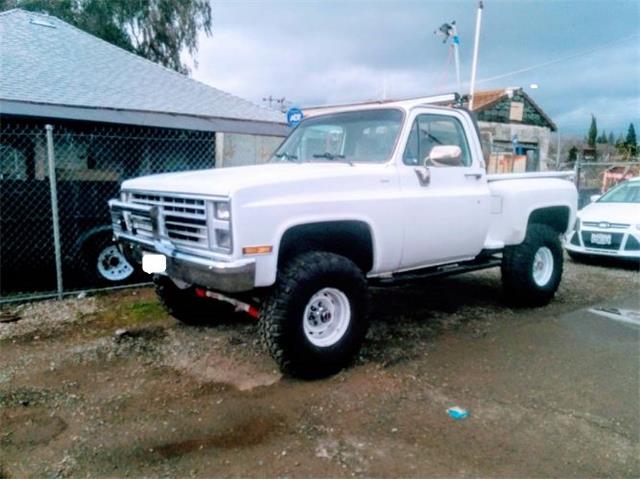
[[502, 224, 564, 307], [260, 251, 369, 378]]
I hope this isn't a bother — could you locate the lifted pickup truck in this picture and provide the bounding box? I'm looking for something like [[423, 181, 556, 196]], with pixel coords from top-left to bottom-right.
[[109, 94, 577, 378]]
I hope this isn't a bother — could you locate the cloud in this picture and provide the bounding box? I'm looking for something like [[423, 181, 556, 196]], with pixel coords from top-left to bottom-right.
[[189, 0, 640, 133]]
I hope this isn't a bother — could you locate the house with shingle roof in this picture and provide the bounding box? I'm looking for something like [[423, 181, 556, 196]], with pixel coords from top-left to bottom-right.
[[0, 8, 287, 294], [0, 8, 287, 170]]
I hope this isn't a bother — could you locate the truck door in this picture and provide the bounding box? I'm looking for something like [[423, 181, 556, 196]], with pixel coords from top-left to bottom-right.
[[398, 110, 491, 270]]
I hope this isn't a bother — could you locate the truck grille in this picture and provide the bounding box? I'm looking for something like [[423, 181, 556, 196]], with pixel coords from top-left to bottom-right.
[[131, 193, 209, 247]]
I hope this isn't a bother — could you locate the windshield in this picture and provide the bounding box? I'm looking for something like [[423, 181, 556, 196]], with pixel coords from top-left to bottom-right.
[[597, 181, 640, 203], [272, 109, 403, 164]]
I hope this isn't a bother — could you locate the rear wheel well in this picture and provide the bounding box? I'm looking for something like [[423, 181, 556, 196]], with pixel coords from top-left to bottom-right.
[[278, 221, 374, 273], [528, 206, 570, 234]]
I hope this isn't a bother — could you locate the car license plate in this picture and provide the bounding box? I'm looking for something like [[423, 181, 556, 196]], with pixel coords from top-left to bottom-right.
[[590, 233, 612, 246], [142, 253, 166, 274]]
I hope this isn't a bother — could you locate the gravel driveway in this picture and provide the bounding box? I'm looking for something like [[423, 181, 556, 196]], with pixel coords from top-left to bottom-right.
[[1, 258, 638, 478]]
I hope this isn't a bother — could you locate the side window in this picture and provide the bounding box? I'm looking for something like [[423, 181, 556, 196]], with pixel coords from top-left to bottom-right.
[[403, 114, 472, 167]]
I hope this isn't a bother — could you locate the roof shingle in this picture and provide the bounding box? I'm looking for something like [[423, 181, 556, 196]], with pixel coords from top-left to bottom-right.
[[0, 9, 285, 124]]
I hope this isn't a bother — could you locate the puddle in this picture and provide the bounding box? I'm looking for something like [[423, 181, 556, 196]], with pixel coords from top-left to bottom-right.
[[0, 411, 67, 446], [588, 307, 640, 327], [152, 414, 284, 458]]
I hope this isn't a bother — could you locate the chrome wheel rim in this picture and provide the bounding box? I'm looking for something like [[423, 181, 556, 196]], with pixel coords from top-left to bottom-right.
[[532, 246, 554, 287], [97, 245, 134, 281], [303, 288, 351, 347]]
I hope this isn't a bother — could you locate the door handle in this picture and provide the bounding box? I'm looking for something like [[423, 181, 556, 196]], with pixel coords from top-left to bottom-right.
[[465, 173, 483, 180]]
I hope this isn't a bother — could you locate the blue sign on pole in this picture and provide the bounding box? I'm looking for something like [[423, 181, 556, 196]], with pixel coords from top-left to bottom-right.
[[287, 107, 304, 127]]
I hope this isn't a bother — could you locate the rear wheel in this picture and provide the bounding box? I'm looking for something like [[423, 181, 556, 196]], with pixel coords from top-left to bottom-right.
[[502, 224, 563, 306], [260, 251, 369, 378], [154, 275, 233, 325]]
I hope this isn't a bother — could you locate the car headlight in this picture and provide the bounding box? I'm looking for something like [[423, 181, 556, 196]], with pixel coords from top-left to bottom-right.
[[214, 201, 231, 220], [120, 191, 129, 202]]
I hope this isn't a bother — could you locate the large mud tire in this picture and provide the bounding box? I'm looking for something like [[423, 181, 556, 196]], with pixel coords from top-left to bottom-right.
[[260, 252, 369, 378], [502, 224, 564, 307]]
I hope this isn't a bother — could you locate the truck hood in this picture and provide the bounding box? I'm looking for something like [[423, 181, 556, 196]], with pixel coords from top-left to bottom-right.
[[121, 162, 388, 197], [578, 201, 640, 225]]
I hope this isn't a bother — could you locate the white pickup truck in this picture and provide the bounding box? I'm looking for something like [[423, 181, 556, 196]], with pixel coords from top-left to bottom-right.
[[109, 95, 577, 378]]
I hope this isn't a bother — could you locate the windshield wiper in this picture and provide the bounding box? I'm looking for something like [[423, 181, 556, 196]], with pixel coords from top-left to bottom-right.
[[312, 152, 353, 165], [275, 152, 298, 161]]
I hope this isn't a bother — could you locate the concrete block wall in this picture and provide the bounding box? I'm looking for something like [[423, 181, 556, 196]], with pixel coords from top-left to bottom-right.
[[215, 132, 285, 168]]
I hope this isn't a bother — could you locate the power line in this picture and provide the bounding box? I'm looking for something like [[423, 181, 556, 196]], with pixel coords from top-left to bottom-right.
[[477, 33, 640, 85]]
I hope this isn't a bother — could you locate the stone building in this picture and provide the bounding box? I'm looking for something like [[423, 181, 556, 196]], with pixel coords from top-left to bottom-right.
[[472, 88, 556, 172]]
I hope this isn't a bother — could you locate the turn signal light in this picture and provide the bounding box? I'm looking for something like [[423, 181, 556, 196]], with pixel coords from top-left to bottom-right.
[[242, 245, 273, 255]]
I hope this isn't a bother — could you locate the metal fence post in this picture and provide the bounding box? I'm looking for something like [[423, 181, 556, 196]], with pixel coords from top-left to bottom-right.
[[574, 153, 581, 192], [45, 124, 64, 299]]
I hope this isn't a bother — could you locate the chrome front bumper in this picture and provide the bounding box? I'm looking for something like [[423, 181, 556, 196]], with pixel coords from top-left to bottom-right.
[[109, 199, 255, 293]]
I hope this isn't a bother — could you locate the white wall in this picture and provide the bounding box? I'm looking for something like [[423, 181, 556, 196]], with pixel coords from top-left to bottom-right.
[[216, 132, 285, 168]]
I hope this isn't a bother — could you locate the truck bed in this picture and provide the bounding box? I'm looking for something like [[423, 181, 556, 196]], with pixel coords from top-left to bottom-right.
[[487, 171, 575, 182]]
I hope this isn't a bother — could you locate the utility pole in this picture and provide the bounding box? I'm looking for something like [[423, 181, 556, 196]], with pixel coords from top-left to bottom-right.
[[262, 95, 288, 111], [556, 129, 561, 169], [469, 1, 484, 110]]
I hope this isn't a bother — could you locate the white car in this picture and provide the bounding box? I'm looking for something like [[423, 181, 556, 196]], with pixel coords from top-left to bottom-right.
[[110, 94, 577, 377], [565, 177, 640, 261]]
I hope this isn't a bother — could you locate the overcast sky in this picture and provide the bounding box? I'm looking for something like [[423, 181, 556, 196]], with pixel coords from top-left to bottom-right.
[[189, 0, 640, 135]]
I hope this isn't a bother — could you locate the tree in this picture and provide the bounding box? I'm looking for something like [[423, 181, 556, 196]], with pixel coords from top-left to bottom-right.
[[608, 132, 615, 145], [587, 114, 597, 148], [567, 145, 578, 164], [626, 123, 637, 157], [597, 130, 608, 144], [1, 0, 212, 74]]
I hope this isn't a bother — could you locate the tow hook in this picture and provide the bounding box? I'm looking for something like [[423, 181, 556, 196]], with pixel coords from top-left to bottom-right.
[[194, 288, 260, 319]]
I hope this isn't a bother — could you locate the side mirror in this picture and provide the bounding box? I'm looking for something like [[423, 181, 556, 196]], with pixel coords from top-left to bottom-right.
[[425, 145, 463, 167], [590, 194, 601, 203]]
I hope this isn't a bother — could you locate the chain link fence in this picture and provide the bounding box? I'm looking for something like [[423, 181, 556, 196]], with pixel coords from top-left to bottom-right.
[[0, 120, 216, 302]]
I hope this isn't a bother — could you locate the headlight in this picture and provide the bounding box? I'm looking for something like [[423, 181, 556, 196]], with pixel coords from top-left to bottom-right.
[[574, 217, 581, 232], [120, 191, 129, 202], [215, 229, 232, 249], [214, 202, 231, 220]]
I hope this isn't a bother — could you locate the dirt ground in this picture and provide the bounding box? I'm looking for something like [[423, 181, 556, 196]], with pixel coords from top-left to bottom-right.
[[1, 258, 639, 478]]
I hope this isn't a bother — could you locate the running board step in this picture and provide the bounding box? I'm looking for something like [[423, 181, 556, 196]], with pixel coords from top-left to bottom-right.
[[372, 258, 502, 286]]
